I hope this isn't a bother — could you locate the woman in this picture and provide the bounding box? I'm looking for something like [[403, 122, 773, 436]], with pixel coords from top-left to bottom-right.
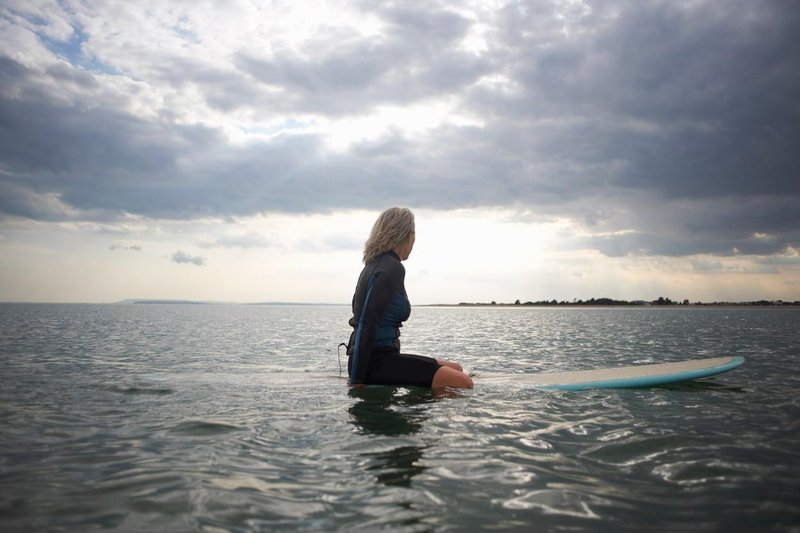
[[347, 207, 474, 389]]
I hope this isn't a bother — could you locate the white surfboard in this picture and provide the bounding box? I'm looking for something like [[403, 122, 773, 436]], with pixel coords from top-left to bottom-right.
[[477, 356, 745, 391]]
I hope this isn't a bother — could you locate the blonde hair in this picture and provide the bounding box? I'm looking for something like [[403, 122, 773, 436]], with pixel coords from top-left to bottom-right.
[[363, 207, 415, 264]]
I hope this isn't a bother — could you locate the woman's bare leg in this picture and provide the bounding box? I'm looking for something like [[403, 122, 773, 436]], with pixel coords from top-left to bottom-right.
[[431, 366, 474, 389]]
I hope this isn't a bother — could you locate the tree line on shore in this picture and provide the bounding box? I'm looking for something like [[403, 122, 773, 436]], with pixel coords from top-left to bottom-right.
[[456, 297, 800, 307]]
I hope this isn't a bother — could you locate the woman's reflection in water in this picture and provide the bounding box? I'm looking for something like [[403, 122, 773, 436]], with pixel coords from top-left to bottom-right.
[[348, 386, 438, 488]]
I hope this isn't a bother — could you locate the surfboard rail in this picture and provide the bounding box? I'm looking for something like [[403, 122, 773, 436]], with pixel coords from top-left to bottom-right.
[[477, 356, 745, 390]]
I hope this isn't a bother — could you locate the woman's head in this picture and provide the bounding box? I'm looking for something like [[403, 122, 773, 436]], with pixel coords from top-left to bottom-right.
[[363, 207, 416, 263]]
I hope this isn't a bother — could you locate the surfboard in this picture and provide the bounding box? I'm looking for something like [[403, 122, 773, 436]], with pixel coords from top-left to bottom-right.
[[477, 356, 745, 391]]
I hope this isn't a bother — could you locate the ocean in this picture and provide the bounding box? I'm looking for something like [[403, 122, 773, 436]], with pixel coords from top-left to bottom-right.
[[1, 303, 798, 531]]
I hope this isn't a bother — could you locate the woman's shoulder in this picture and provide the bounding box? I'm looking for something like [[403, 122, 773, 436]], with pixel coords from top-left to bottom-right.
[[373, 251, 405, 276]]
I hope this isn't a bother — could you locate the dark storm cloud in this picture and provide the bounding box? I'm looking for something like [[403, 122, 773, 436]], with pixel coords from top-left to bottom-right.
[[0, 0, 798, 259], [0, 75, 217, 219], [567, 193, 800, 257], [467, 0, 800, 197]]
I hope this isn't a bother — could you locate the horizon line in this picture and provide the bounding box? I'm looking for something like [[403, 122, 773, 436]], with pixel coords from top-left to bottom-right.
[[1, 298, 798, 307]]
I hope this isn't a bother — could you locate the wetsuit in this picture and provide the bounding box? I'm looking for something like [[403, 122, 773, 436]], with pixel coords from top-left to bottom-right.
[[347, 250, 439, 386]]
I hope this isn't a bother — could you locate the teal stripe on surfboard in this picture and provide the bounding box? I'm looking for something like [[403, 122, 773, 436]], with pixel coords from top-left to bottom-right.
[[477, 356, 745, 391]]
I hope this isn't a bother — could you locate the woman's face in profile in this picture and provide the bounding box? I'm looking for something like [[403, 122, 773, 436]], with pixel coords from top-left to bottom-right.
[[400, 230, 416, 260]]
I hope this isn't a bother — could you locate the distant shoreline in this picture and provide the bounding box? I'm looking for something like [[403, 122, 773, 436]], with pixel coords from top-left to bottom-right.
[[429, 300, 800, 308], [117, 300, 344, 306]]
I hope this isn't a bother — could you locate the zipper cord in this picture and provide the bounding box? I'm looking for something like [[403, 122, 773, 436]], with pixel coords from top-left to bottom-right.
[[337, 343, 347, 378]]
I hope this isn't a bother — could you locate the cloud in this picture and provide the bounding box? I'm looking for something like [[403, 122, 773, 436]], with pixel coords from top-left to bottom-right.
[[755, 247, 800, 267], [573, 193, 800, 257], [691, 257, 724, 273], [170, 251, 205, 266], [109, 244, 141, 251], [0, 0, 798, 261], [198, 232, 273, 249], [236, 5, 487, 115]]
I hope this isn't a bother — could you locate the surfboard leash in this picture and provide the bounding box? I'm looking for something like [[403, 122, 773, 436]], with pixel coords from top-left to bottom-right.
[[337, 342, 348, 378]]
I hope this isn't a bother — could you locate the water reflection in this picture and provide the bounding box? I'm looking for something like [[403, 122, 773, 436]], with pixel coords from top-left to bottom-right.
[[348, 387, 432, 487], [655, 381, 746, 393]]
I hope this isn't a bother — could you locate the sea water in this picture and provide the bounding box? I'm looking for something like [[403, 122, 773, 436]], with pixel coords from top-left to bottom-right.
[[0, 303, 798, 531]]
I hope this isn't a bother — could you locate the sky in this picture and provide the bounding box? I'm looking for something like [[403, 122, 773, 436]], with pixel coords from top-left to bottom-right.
[[1, 0, 798, 304]]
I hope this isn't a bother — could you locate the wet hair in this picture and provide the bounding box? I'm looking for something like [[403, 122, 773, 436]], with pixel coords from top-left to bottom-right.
[[362, 207, 415, 264]]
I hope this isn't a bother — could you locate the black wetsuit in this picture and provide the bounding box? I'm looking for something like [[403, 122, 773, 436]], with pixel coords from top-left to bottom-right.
[[347, 251, 439, 386]]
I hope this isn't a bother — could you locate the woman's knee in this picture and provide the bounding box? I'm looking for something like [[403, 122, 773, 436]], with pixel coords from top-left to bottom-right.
[[435, 358, 464, 372], [431, 366, 474, 389]]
